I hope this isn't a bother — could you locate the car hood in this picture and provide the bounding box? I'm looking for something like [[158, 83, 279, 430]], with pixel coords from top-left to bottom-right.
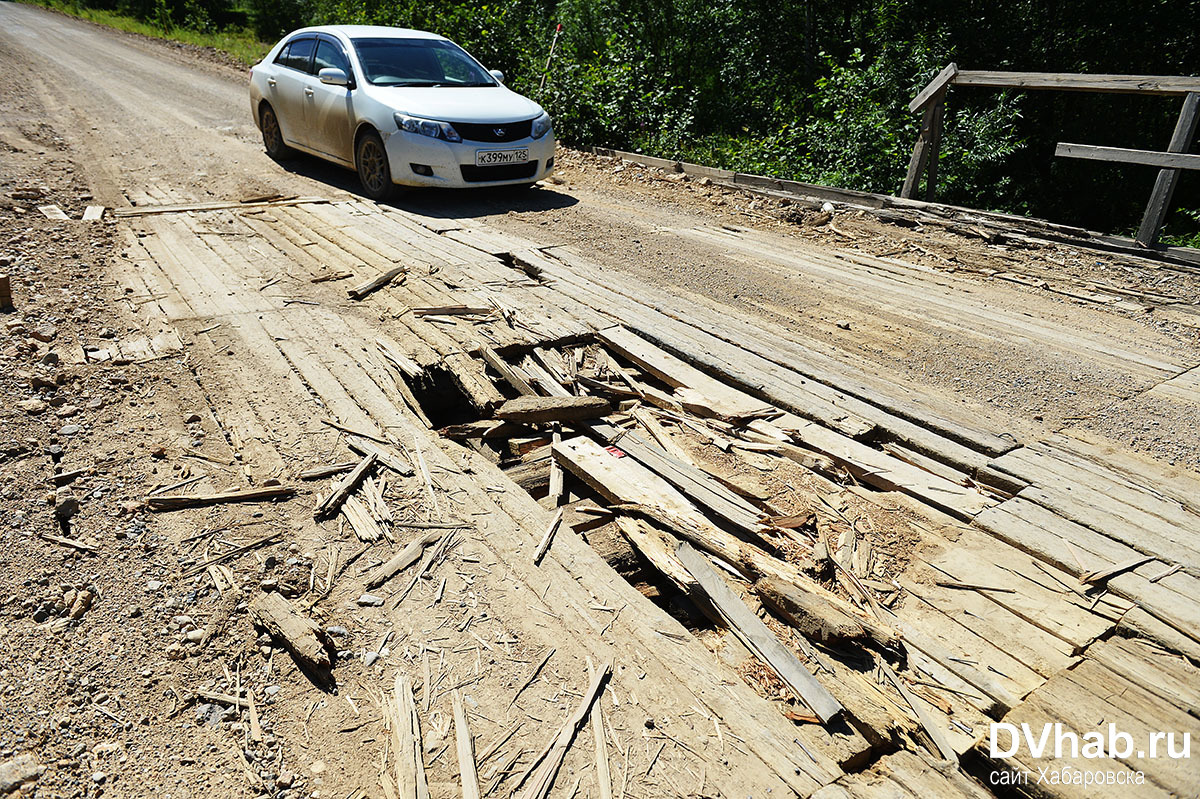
[[371, 86, 543, 124]]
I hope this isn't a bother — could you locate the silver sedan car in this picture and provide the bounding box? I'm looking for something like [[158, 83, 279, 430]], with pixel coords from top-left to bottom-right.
[[249, 25, 556, 199]]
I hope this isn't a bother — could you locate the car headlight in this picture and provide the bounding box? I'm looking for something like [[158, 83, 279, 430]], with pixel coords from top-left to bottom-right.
[[531, 111, 552, 140], [394, 112, 461, 143]]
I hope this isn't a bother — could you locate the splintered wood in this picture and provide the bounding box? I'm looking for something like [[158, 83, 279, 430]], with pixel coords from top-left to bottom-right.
[[386, 674, 429, 798], [515, 663, 612, 799]]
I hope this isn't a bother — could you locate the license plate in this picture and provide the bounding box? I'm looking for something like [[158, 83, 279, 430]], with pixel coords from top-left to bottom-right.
[[476, 148, 529, 166]]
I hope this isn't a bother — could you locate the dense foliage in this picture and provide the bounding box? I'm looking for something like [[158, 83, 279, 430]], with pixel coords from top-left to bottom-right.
[[46, 0, 1200, 240]]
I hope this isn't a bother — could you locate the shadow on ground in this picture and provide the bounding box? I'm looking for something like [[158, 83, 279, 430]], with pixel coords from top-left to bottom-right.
[[274, 150, 579, 219]]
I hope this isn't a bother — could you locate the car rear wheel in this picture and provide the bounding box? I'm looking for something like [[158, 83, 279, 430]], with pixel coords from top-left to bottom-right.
[[355, 132, 396, 201], [260, 104, 293, 160]]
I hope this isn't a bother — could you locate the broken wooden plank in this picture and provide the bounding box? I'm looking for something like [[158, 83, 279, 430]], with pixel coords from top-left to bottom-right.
[[313, 453, 377, 520], [390, 674, 430, 799], [452, 691, 482, 799], [515, 662, 612, 799], [348, 266, 406, 300], [676, 542, 842, 724], [82, 205, 105, 221], [248, 591, 332, 673], [533, 508, 564, 564], [879, 661, 956, 762], [597, 325, 775, 423], [300, 461, 357, 480], [114, 196, 328, 217], [37, 204, 69, 220], [479, 347, 537, 395], [413, 305, 493, 317], [496, 395, 611, 424], [364, 531, 441, 590], [146, 485, 295, 512], [346, 437, 416, 477], [755, 576, 899, 648], [1081, 554, 1156, 585]]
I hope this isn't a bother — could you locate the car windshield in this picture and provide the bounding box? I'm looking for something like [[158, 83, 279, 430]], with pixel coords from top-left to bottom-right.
[[351, 38, 496, 87]]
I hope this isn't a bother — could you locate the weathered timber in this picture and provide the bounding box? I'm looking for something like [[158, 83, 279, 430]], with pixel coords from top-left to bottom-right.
[[514, 663, 611, 799], [756, 576, 899, 648], [953, 71, 1200, 95], [313, 453, 377, 520], [346, 437, 415, 477], [364, 531, 441, 589], [496, 395, 611, 424], [248, 591, 332, 672], [1138, 92, 1200, 246], [347, 266, 406, 300], [147, 485, 294, 511], [1056, 143, 1200, 171], [677, 542, 843, 723]]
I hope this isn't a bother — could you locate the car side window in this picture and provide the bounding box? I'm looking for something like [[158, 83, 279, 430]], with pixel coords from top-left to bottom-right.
[[281, 37, 316, 73], [273, 41, 292, 67], [314, 39, 352, 78]]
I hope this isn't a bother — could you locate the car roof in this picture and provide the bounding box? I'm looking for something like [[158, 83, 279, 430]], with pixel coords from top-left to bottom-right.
[[287, 25, 447, 42]]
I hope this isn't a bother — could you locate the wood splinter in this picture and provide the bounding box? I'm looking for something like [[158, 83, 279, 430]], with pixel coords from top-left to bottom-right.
[[313, 452, 377, 520], [347, 266, 406, 300]]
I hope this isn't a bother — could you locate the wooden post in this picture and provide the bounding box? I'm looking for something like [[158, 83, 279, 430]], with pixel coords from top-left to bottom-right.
[[901, 63, 957, 200], [924, 102, 945, 202], [902, 100, 943, 199], [1136, 92, 1200, 247], [0, 275, 12, 312]]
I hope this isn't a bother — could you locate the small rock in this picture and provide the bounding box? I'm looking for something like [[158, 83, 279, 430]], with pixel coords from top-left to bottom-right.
[[86, 397, 104, 410], [59, 424, 81, 436], [55, 488, 80, 521], [68, 589, 94, 620], [91, 771, 107, 784], [55, 405, 79, 418], [325, 626, 348, 637], [836, 321, 851, 331], [184, 629, 204, 643], [40, 351, 60, 366], [30, 326, 57, 343], [97, 327, 117, 339], [126, 605, 142, 618], [356, 593, 384, 607], [309, 760, 326, 775], [146, 580, 163, 592], [164, 643, 186, 661], [16, 399, 46, 415], [0, 754, 44, 793], [275, 770, 295, 788], [184, 413, 202, 423], [195, 703, 222, 727]]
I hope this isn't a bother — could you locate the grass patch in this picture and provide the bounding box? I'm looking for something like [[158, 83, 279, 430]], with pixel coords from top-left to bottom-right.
[[19, 0, 271, 65]]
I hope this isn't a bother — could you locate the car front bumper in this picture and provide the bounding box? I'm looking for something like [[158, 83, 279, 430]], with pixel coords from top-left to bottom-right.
[[382, 130, 556, 188]]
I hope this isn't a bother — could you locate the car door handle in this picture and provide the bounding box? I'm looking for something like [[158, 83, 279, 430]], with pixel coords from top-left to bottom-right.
[[267, 78, 276, 87], [304, 87, 314, 97]]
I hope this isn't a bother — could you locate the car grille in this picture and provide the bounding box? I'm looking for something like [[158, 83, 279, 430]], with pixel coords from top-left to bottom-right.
[[460, 161, 539, 183], [452, 120, 533, 143]]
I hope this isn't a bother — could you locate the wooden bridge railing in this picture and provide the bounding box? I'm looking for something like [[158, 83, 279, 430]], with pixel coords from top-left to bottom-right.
[[903, 65, 1200, 247]]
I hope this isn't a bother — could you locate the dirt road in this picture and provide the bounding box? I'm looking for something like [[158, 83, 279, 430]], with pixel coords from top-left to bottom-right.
[[5, 2, 1199, 465], [2, 4, 1199, 798]]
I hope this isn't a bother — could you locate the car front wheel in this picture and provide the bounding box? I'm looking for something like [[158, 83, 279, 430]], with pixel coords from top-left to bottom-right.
[[355, 132, 396, 201], [260, 104, 293, 160]]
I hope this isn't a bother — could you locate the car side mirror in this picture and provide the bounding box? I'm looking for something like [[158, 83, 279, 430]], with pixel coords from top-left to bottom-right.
[[489, 69, 505, 84], [319, 67, 351, 87]]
